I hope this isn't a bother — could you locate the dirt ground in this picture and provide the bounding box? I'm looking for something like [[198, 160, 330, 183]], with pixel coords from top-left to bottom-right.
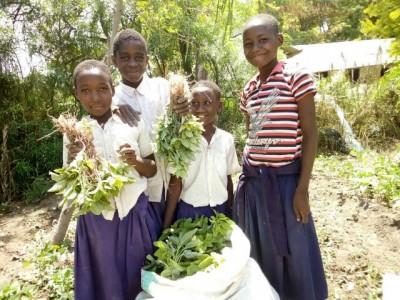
[[1, 159, 400, 299]]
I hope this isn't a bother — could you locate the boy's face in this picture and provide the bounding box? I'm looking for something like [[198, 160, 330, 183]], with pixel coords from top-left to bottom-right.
[[112, 40, 149, 87], [190, 87, 221, 128], [74, 68, 114, 117], [242, 22, 282, 70]]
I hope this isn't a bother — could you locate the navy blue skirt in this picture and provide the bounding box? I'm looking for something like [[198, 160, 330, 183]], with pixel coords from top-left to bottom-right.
[[176, 200, 228, 220], [146, 194, 165, 241], [74, 194, 154, 300], [233, 172, 328, 300]]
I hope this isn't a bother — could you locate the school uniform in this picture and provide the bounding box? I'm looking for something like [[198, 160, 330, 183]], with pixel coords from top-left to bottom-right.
[[113, 75, 169, 239], [170, 128, 240, 219], [64, 115, 155, 300], [233, 62, 328, 300]]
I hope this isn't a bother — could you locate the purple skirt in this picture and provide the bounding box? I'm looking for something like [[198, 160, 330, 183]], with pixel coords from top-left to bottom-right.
[[176, 200, 228, 220], [233, 170, 328, 300], [74, 194, 154, 300]]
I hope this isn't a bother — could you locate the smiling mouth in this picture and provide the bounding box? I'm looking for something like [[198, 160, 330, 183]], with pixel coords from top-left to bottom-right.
[[250, 53, 266, 59]]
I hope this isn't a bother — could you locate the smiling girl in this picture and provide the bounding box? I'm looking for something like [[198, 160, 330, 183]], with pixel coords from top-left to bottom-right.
[[69, 59, 156, 299]]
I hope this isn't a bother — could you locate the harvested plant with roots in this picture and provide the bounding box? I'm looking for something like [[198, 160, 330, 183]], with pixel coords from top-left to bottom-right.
[[155, 74, 203, 178], [48, 113, 135, 216]]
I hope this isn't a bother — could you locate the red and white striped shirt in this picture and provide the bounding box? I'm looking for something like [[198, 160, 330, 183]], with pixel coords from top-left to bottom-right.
[[240, 61, 317, 167]]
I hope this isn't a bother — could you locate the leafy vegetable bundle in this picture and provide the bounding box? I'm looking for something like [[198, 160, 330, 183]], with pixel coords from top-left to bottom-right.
[[154, 74, 203, 178], [48, 114, 135, 216], [144, 212, 234, 280]]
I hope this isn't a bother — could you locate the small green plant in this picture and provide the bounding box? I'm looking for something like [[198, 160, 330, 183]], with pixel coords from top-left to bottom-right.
[[317, 151, 400, 207], [23, 231, 75, 299], [0, 228, 75, 300], [0, 282, 38, 300]]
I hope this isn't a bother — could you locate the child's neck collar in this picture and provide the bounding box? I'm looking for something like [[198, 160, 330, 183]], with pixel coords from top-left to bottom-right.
[[90, 109, 112, 127], [202, 124, 216, 144], [259, 59, 279, 83], [122, 76, 144, 89]]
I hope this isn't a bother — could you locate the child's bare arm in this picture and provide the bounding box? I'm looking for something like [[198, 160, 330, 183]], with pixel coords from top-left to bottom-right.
[[244, 113, 250, 138], [227, 175, 234, 217], [163, 175, 182, 229], [294, 93, 318, 223], [117, 144, 156, 178]]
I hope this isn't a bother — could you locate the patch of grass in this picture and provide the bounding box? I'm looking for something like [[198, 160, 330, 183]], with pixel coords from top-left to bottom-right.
[[316, 150, 400, 207], [0, 226, 75, 300], [0, 282, 38, 300]]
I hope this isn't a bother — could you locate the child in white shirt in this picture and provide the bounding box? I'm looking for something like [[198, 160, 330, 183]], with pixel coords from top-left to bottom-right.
[[163, 80, 240, 228], [67, 59, 156, 299]]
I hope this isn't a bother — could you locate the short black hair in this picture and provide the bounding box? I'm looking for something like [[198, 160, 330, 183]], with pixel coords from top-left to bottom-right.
[[191, 80, 221, 100], [73, 59, 112, 87], [112, 28, 147, 56], [244, 13, 280, 36]]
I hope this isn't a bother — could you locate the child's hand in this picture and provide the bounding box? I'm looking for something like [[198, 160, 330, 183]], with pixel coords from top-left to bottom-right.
[[293, 189, 311, 224], [172, 96, 190, 116], [66, 142, 84, 164], [116, 143, 137, 166], [113, 104, 141, 127]]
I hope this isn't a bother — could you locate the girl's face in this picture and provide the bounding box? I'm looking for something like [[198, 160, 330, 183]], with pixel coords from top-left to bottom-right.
[[190, 87, 221, 128], [113, 40, 149, 88], [74, 68, 114, 118], [242, 23, 282, 72]]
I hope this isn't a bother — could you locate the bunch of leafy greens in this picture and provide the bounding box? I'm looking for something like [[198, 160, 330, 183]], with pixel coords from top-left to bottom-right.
[[155, 110, 203, 178], [48, 151, 135, 216], [47, 114, 135, 216], [144, 211, 234, 280]]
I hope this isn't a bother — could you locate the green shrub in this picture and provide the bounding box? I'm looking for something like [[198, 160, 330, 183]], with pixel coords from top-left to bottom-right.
[[315, 70, 400, 150]]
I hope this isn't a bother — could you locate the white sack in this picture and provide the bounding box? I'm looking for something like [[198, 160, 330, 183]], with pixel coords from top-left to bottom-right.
[[137, 225, 279, 300]]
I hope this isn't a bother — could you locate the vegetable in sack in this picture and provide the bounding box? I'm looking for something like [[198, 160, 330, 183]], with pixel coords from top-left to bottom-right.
[[144, 211, 234, 280]]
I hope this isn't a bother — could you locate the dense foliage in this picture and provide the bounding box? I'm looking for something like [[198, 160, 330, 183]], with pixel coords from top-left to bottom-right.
[[0, 0, 399, 206]]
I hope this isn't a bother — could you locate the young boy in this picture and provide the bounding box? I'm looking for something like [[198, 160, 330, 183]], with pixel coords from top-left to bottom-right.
[[163, 80, 240, 228], [233, 14, 328, 300], [68, 59, 156, 299]]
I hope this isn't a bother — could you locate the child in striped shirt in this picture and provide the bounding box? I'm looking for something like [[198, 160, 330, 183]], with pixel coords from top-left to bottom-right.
[[233, 13, 328, 300]]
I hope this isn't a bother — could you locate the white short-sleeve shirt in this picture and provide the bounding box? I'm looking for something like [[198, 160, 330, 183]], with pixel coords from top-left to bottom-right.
[[62, 114, 153, 220], [177, 128, 241, 207], [113, 75, 170, 139], [113, 75, 170, 202]]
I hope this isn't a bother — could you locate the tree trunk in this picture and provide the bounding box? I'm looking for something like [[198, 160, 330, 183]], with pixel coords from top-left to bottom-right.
[[51, 203, 76, 245], [107, 0, 124, 66], [0, 124, 15, 204]]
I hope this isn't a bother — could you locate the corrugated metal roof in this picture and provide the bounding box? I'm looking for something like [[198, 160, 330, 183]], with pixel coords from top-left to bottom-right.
[[284, 38, 398, 73]]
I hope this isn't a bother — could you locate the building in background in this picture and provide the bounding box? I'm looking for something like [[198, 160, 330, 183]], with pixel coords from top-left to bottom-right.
[[283, 39, 399, 82]]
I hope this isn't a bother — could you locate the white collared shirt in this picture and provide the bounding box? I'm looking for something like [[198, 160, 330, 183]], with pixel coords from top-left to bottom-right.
[[112, 75, 170, 202], [62, 114, 153, 220], [113, 75, 170, 139], [176, 128, 241, 207]]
